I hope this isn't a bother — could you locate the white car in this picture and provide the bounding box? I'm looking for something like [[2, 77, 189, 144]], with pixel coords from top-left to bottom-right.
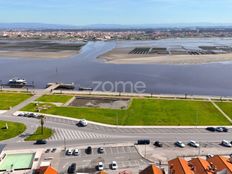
[[188, 140, 200, 148], [111, 161, 118, 170], [221, 140, 232, 147], [79, 119, 88, 127], [73, 149, 80, 156], [98, 162, 104, 171], [66, 149, 73, 156], [175, 141, 185, 148]]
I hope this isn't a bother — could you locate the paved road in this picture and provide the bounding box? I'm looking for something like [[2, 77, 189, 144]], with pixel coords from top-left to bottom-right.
[[2, 114, 232, 151]]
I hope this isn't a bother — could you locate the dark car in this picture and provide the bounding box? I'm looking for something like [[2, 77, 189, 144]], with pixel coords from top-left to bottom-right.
[[51, 148, 57, 153], [216, 127, 228, 132], [154, 141, 163, 147], [137, 139, 150, 145], [68, 163, 76, 174], [86, 146, 92, 154], [98, 147, 104, 154], [206, 127, 216, 132], [45, 149, 50, 153], [34, 140, 47, 145]]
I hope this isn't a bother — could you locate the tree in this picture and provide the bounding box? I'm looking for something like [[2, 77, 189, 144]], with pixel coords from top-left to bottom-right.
[[40, 115, 46, 134]]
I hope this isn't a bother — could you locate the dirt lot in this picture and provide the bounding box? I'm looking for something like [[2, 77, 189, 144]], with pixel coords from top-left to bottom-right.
[[69, 96, 130, 109]]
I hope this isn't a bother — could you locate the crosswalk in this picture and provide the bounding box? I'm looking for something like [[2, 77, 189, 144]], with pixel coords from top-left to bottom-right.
[[48, 128, 112, 141]]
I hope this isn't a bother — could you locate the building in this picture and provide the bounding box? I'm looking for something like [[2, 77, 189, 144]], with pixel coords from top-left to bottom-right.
[[168, 157, 194, 174], [35, 166, 58, 174], [189, 158, 215, 174], [139, 164, 164, 174], [207, 155, 232, 173]]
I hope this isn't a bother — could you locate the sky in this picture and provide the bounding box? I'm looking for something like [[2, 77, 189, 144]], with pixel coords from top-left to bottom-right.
[[0, 0, 232, 26]]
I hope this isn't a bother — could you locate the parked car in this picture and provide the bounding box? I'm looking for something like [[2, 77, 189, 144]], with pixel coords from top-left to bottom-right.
[[67, 163, 76, 174], [45, 149, 50, 153], [137, 139, 150, 145], [66, 149, 73, 156], [34, 139, 47, 145], [188, 140, 200, 148], [154, 141, 163, 147], [111, 161, 118, 170], [86, 146, 92, 154], [98, 147, 104, 154], [175, 141, 185, 148], [206, 154, 214, 159], [206, 127, 216, 132], [216, 127, 228, 132], [221, 140, 232, 147], [78, 119, 88, 127], [73, 149, 80, 156], [51, 148, 57, 153], [98, 162, 104, 171]]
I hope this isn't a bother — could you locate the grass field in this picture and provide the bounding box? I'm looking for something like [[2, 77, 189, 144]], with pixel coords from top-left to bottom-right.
[[22, 98, 230, 126], [215, 102, 232, 119], [25, 127, 53, 141], [36, 94, 72, 104], [0, 92, 32, 110], [0, 121, 26, 141]]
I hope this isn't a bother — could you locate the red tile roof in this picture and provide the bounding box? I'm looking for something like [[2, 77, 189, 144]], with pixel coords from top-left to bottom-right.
[[207, 155, 232, 173], [168, 157, 194, 174], [139, 164, 163, 174]]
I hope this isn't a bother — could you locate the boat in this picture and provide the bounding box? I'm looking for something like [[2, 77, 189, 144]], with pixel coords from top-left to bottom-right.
[[8, 78, 27, 86], [79, 86, 93, 91]]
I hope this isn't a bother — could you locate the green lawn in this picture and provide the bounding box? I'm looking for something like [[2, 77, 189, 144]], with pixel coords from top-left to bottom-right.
[[0, 121, 26, 141], [22, 98, 230, 126], [0, 92, 32, 110], [25, 127, 53, 141], [36, 94, 72, 103], [216, 102, 232, 119]]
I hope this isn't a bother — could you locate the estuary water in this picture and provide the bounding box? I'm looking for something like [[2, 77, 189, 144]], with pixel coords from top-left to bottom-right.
[[0, 38, 232, 96]]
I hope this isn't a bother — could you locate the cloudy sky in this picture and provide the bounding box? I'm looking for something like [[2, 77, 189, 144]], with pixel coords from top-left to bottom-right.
[[0, 0, 231, 25]]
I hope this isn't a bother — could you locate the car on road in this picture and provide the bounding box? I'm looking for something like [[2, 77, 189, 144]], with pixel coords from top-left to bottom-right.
[[188, 140, 200, 148], [86, 146, 92, 154], [221, 140, 232, 147], [78, 119, 88, 127], [175, 141, 185, 148], [34, 139, 47, 145], [154, 141, 163, 147], [216, 127, 228, 132], [206, 127, 216, 132], [98, 147, 104, 154], [68, 163, 76, 174], [73, 149, 80, 156], [17, 112, 24, 117], [137, 139, 150, 145], [111, 161, 118, 170], [97, 162, 104, 171], [66, 149, 73, 156]]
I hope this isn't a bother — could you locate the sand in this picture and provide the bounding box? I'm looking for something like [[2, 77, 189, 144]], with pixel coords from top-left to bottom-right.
[[99, 48, 232, 64], [0, 50, 79, 59]]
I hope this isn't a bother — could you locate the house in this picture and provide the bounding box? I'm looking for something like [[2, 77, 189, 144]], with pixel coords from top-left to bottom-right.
[[207, 155, 232, 174], [139, 164, 164, 174], [97, 171, 108, 174], [35, 166, 58, 174], [168, 157, 194, 174], [189, 158, 215, 174]]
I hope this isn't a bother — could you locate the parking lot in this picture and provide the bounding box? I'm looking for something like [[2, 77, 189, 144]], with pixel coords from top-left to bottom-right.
[[56, 145, 149, 173]]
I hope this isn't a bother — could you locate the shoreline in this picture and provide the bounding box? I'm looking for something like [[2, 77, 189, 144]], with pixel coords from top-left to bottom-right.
[[0, 50, 80, 59]]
